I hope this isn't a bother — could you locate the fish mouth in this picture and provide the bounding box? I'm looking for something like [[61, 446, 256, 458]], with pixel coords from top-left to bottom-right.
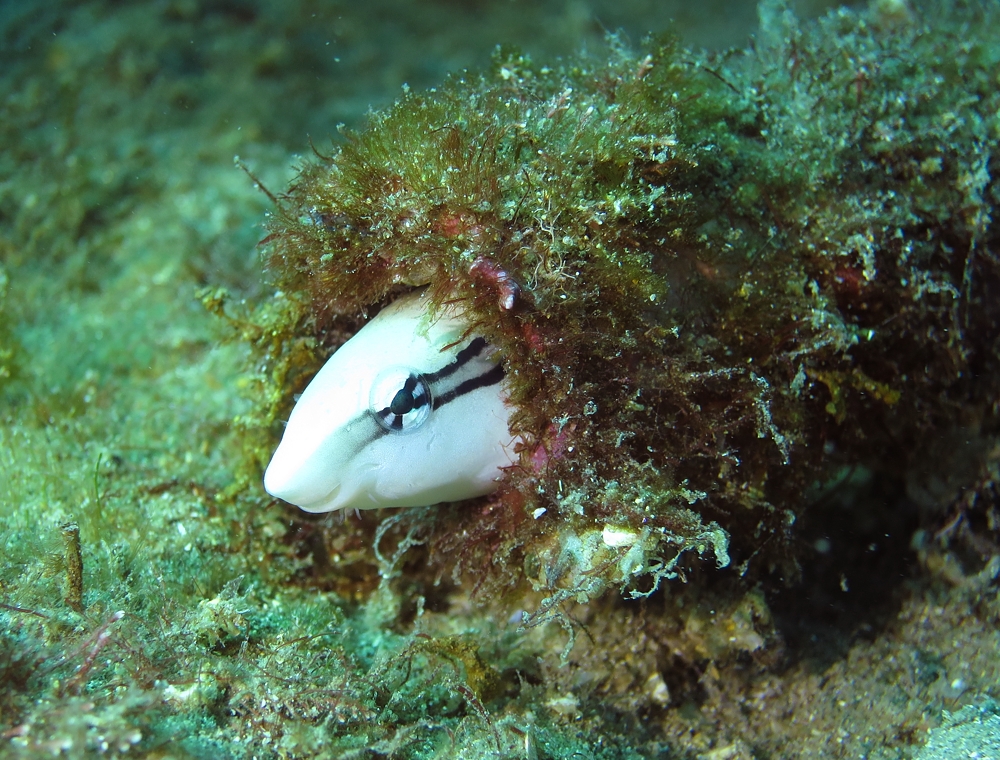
[[263, 452, 344, 513], [293, 483, 343, 514]]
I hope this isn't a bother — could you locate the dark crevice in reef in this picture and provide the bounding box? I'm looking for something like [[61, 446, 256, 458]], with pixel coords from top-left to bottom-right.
[[765, 470, 922, 672]]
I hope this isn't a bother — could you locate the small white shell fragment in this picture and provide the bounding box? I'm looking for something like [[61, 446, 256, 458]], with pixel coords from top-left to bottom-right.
[[532, 507, 547, 519], [602, 524, 640, 548], [644, 672, 670, 706], [545, 694, 580, 717], [264, 290, 520, 513]]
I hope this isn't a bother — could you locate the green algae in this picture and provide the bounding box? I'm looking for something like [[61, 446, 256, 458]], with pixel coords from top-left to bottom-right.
[[252, 0, 1000, 613], [0, 0, 999, 758]]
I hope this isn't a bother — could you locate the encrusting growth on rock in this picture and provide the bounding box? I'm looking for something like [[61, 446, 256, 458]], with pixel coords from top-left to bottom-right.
[[241, 0, 999, 618]]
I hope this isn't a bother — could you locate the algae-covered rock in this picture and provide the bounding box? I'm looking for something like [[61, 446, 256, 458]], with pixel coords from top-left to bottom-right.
[[248, 0, 1000, 616]]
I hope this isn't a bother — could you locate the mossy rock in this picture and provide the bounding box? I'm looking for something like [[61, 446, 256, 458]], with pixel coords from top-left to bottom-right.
[[243, 1, 1000, 618]]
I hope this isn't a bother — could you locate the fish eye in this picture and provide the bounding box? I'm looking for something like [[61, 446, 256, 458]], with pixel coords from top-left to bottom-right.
[[369, 367, 432, 433]]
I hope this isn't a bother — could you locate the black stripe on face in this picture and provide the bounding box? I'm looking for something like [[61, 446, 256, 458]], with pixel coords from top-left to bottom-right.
[[423, 337, 487, 382], [432, 362, 505, 410], [363, 337, 503, 441], [344, 411, 389, 445]]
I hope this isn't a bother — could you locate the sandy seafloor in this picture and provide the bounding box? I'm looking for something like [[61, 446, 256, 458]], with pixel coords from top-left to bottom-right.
[[1, 0, 999, 758]]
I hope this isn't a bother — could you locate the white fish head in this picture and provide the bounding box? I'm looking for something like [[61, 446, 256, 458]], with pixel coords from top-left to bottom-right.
[[263, 290, 519, 513]]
